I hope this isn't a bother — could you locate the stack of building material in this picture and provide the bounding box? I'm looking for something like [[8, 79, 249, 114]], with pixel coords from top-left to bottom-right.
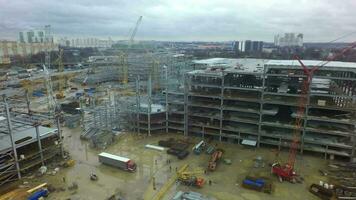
[[80, 127, 100, 140], [319, 162, 356, 198], [90, 130, 115, 149], [81, 127, 115, 149]]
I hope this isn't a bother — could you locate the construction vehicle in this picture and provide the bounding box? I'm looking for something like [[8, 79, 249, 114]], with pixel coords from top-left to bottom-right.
[[208, 149, 223, 171], [271, 42, 356, 183], [172, 191, 213, 200], [149, 164, 189, 200], [193, 140, 205, 155], [242, 176, 273, 194], [177, 169, 205, 188], [98, 152, 136, 172]]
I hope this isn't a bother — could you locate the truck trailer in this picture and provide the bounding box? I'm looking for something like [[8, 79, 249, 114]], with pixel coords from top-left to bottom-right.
[[98, 152, 136, 172]]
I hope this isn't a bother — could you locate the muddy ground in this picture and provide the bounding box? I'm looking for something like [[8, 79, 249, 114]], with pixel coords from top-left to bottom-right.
[[19, 127, 328, 200]]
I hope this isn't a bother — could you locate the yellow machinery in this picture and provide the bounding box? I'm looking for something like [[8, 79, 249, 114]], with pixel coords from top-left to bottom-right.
[[119, 51, 128, 85], [150, 164, 188, 200], [20, 79, 44, 97], [148, 164, 205, 200], [177, 169, 205, 188]]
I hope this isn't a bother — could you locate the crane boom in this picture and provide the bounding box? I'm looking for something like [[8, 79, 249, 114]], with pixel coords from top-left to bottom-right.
[[121, 16, 143, 84], [129, 16, 143, 47], [272, 41, 356, 182]]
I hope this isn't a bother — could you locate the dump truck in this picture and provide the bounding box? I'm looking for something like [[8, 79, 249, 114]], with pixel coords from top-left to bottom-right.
[[242, 176, 273, 194], [98, 152, 136, 172]]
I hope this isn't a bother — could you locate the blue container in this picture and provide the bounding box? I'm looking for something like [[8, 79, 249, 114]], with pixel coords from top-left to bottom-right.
[[27, 189, 48, 200], [243, 179, 263, 188]]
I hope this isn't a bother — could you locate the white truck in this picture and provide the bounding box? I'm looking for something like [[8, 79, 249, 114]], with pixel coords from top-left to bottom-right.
[[98, 152, 136, 172]]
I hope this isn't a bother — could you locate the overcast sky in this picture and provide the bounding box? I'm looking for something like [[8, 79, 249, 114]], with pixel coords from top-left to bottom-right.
[[1, 0, 356, 42]]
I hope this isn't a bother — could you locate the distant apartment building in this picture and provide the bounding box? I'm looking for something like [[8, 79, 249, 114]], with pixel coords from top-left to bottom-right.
[[274, 33, 303, 47], [0, 25, 57, 64], [58, 37, 114, 48], [233, 40, 263, 53], [18, 25, 53, 44]]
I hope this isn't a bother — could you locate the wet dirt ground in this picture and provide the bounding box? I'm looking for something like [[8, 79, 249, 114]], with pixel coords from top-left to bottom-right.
[[30, 127, 327, 200]]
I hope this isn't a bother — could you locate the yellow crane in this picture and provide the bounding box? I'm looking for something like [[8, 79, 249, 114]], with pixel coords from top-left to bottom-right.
[[55, 49, 65, 99], [147, 164, 188, 200], [119, 51, 128, 85], [120, 16, 143, 85]]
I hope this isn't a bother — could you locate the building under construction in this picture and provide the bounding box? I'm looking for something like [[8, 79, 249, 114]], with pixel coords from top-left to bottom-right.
[[0, 97, 63, 186], [166, 58, 356, 161]]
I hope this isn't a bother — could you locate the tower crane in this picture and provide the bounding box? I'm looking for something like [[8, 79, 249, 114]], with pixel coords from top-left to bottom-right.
[[55, 49, 65, 99], [121, 16, 143, 85], [129, 16, 143, 47], [271, 42, 356, 182]]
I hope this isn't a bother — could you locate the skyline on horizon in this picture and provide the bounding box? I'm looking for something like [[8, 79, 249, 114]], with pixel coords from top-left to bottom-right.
[[1, 0, 356, 43]]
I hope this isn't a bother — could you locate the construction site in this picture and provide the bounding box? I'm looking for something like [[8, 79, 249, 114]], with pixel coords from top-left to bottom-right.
[[0, 12, 356, 200]]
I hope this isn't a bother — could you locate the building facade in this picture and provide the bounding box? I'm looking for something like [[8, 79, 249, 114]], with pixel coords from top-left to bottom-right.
[[58, 37, 114, 48], [166, 58, 356, 161], [233, 40, 263, 53], [18, 25, 53, 44]]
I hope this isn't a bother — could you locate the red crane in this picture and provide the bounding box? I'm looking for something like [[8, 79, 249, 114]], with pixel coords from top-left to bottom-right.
[[272, 42, 356, 183]]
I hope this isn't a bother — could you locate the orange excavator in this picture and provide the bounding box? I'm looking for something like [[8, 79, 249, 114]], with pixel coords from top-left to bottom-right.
[[208, 149, 223, 171]]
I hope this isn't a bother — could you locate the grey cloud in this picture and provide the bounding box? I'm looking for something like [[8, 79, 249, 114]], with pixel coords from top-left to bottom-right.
[[0, 0, 355, 42]]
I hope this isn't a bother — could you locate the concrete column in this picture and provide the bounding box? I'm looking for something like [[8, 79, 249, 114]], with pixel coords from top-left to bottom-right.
[[35, 125, 44, 166], [136, 76, 141, 134], [56, 114, 65, 158], [258, 68, 266, 148], [219, 72, 224, 142], [165, 66, 169, 133], [25, 90, 31, 114], [183, 74, 189, 136]]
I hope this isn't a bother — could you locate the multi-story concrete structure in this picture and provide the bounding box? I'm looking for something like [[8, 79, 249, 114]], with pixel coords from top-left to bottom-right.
[[0, 40, 58, 64], [167, 58, 356, 161], [233, 40, 263, 53], [18, 25, 53, 44], [0, 25, 57, 64]]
